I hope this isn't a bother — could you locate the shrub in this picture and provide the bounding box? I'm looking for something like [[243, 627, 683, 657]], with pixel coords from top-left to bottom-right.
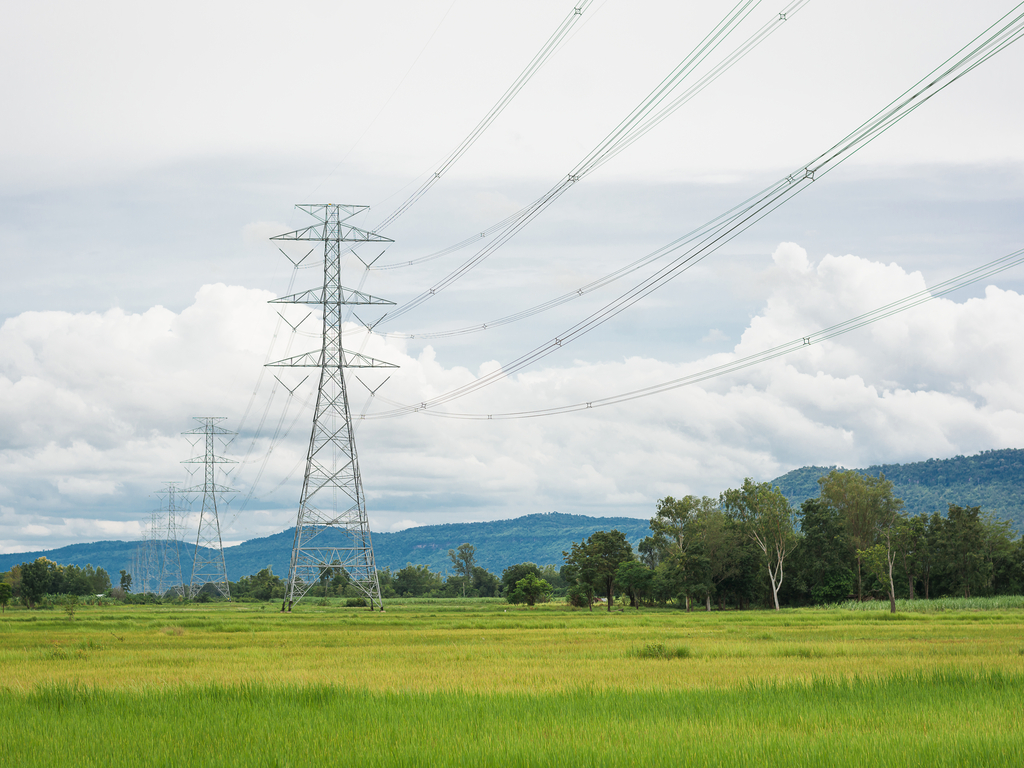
[[60, 596, 80, 620], [630, 643, 693, 660], [566, 585, 591, 608]]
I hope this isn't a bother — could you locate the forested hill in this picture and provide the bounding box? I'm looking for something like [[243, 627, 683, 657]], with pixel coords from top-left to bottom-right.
[[0, 512, 652, 583], [771, 448, 1024, 532]]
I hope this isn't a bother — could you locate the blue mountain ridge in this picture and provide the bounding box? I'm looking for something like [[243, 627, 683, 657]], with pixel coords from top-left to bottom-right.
[[0, 512, 653, 583], [4, 448, 1021, 581]]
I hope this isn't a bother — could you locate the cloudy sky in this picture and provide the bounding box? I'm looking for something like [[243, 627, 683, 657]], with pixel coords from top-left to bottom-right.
[[2, 0, 1023, 554]]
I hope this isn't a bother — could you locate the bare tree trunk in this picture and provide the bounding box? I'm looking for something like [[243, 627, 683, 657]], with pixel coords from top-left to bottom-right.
[[856, 557, 863, 601], [706, 594, 712, 612]]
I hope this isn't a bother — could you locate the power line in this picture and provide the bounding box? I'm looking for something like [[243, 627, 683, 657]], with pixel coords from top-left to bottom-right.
[[364, 3, 1024, 417], [374, 0, 808, 322], [364, 246, 1024, 420], [373, 0, 600, 233]]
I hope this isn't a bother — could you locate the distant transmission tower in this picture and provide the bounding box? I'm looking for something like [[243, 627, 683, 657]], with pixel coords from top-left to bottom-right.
[[156, 482, 187, 598], [145, 511, 162, 594], [269, 204, 396, 612], [183, 417, 236, 599]]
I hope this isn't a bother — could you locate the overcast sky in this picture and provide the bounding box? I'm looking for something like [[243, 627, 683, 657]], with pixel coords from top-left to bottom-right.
[[2, 0, 1023, 555]]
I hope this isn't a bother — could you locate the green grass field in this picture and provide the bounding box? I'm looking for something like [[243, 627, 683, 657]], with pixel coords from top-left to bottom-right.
[[2, 598, 1023, 766]]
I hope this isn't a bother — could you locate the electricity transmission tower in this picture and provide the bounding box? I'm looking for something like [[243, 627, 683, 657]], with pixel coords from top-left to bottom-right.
[[130, 513, 159, 595], [269, 204, 396, 612], [183, 417, 236, 599], [145, 512, 162, 594], [156, 482, 187, 598]]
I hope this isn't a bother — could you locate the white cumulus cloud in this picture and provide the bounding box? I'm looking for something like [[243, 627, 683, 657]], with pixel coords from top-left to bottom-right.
[[1, 244, 1022, 554]]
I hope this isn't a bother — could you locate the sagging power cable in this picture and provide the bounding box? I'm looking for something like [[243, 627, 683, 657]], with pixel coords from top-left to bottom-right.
[[373, 0, 599, 233], [366, 247, 1024, 420], [363, 2, 1024, 418], [375, 0, 809, 323]]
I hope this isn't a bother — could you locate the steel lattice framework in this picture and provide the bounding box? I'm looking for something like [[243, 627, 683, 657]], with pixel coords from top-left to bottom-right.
[[183, 417, 236, 599], [156, 482, 187, 598], [269, 204, 396, 612]]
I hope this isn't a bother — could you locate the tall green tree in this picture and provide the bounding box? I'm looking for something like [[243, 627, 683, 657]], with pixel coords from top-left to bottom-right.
[[614, 560, 652, 609], [447, 543, 477, 598], [797, 498, 855, 604], [470, 567, 500, 597], [647, 495, 718, 610], [563, 530, 634, 612], [501, 563, 542, 597], [895, 513, 928, 600], [20, 558, 55, 608], [392, 564, 443, 597], [0, 582, 11, 613], [860, 483, 904, 612], [722, 479, 796, 610], [817, 470, 901, 601], [560, 561, 593, 608], [942, 505, 990, 598], [921, 512, 945, 599], [237, 567, 285, 601], [690, 506, 743, 611], [979, 512, 1019, 595], [649, 496, 718, 552]]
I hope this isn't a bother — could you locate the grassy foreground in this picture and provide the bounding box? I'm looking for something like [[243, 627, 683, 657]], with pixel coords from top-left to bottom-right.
[[2, 598, 1023, 766]]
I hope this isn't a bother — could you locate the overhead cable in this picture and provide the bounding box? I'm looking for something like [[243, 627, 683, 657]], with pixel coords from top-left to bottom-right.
[[374, 0, 775, 286], [375, 0, 809, 324], [366, 247, 1024, 420], [364, 3, 1024, 417], [373, 0, 599, 233]]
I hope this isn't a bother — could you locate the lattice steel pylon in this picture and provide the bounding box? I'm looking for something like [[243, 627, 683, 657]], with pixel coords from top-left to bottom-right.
[[268, 204, 396, 612], [156, 482, 187, 598], [182, 417, 236, 599]]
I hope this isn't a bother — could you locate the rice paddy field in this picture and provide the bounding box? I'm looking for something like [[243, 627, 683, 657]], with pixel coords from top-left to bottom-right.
[[2, 597, 1023, 766]]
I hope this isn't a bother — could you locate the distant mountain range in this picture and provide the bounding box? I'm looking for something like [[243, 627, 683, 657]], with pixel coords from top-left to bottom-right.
[[2, 448, 1020, 581], [0, 513, 652, 583]]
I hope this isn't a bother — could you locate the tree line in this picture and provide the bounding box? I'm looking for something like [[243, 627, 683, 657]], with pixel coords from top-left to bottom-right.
[[5, 469, 1021, 612], [567, 470, 1024, 613], [0, 560, 112, 608]]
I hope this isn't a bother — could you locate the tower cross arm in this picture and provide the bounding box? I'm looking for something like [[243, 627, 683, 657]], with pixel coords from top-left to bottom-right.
[[182, 456, 237, 465], [271, 222, 393, 244], [182, 482, 237, 494], [270, 287, 395, 306], [266, 350, 398, 369], [182, 418, 234, 437]]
